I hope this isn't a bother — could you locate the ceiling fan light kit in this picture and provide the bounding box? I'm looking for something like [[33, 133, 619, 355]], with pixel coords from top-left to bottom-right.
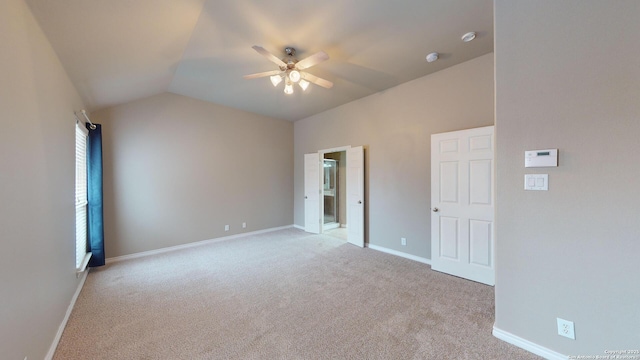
[[270, 75, 282, 87], [284, 82, 294, 94], [289, 70, 301, 83], [244, 45, 334, 95], [299, 79, 310, 91]]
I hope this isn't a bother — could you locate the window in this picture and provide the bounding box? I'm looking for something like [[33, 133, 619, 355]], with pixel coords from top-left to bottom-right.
[[75, 123, 91, 270]]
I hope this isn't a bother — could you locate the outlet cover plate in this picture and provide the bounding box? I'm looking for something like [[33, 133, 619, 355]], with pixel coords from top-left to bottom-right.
[[557, 318, 575, 339]]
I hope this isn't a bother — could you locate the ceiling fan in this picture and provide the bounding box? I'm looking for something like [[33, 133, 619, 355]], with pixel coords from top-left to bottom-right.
[[243, 45, 333, 94]]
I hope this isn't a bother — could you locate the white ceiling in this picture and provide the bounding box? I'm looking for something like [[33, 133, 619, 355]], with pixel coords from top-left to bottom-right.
[[26, 0, 493, 121]]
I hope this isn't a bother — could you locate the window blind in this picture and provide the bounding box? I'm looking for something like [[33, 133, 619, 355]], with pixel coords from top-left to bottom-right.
[[75, 124, 89, 270]]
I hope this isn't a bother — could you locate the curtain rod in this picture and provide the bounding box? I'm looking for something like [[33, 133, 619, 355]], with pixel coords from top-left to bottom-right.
[[75, 110, 96, 129]]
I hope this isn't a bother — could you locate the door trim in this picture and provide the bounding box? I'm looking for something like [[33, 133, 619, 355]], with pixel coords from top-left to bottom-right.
[[319, 145, 352, 154], [319, 146, 351, 234]]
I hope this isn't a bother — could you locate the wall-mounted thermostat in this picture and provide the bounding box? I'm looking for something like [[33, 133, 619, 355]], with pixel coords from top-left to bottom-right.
[[525, 149, 558, 168]]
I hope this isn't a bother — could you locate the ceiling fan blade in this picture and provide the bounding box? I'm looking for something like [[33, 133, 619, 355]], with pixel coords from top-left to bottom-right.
[[243, 70, 282, 80], [295, 51, 329, 70], [252, 45, 287, 68], [302, 72, 333, 89]]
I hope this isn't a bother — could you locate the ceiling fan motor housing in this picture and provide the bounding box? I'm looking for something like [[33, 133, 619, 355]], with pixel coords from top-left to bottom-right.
[[284, 47, 298, 69]]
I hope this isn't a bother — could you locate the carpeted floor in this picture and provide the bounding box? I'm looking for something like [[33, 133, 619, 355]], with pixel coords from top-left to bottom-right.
[[324, 226, 348, 241], [54, 228, 539, 359]]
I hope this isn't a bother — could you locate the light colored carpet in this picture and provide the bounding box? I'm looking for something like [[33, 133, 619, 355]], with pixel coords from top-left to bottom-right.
[[54, 228, 539, 359], [324, 227, 348, 241]]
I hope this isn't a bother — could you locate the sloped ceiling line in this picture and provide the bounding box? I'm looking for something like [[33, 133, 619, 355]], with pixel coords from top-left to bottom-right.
[[26, 0, 493, 121]]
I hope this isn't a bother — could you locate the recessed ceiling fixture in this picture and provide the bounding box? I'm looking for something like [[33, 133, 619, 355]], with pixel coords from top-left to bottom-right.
[[461, 31, 477, 42], [243, 46, 333, 95], [426, 52, 439, 63]]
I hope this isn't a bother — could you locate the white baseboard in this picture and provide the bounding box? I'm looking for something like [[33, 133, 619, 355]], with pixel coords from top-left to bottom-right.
[[367, 243, 431, 265], [323, 223, 340, 231], [293, 224, 345, 231], [46, 269, 89, 360], [106, 225, 294, 264], [493, 326, 568, 360]]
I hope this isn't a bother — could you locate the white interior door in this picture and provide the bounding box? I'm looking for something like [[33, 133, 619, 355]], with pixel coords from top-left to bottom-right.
[[347, 146, 364, 247], [431, 126, 495, 285], [304, 153, 321, 234]]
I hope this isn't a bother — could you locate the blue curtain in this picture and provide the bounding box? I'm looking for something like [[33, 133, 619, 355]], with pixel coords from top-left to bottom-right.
[[86, 123, 105, 267]]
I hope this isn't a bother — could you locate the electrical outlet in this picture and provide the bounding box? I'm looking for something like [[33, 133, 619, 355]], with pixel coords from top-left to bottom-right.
[[557, 318, 575, 339], [224, 225, 229, 231], [242, 222, 246, 228], [401, 237, 407, 246]]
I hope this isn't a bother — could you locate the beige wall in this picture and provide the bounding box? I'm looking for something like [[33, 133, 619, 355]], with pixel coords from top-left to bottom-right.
[[0, 0, 86, 359], [494, 0, 640, 355], [294, 54, 494, 258], [92, 93, 293, 258]]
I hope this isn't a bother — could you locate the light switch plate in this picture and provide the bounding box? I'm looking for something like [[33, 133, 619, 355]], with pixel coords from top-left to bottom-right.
[[524, 174, 549, 191]]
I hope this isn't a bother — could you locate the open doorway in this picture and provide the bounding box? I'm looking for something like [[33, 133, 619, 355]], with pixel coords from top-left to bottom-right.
[[323, 151, 347, 240], [304, 145, 364, 247]]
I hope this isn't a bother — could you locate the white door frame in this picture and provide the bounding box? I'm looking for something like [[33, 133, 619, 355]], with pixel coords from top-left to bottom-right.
[[318, 146, 351, 234], [304, 145, 365, 247]]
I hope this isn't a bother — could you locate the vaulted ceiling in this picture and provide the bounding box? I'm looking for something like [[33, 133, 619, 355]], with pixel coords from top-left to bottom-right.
[[26, 0, 493, 121]]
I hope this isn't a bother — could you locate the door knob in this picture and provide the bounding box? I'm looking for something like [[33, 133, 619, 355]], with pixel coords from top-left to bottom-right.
[[358, 200, 362, 204], [432, 207, 439, 212], [305, 196, 308, 199]]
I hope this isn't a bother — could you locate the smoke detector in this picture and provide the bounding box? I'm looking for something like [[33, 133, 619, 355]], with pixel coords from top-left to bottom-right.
[[461, 32, 477, 42]]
